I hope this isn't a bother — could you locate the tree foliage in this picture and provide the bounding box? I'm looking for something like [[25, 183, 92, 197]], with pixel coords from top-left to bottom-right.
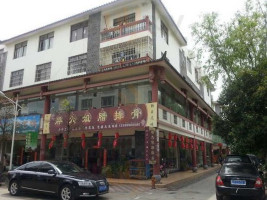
[[191, 0, 267, 84], [191, 0, 267, 157], [212, 60, 267, 156]]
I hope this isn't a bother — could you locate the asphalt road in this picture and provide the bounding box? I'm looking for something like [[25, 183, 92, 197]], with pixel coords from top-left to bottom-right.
[[0, 173, 266, 200]]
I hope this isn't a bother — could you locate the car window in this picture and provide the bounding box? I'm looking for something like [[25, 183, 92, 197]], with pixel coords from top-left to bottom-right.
[[53, 162, 83, 174], [25, 162, 40, 172], [221, 165, 257, 175], [39, 163, 55, 173], [225, 156, 251, 163], [16, 164, 26, 171]]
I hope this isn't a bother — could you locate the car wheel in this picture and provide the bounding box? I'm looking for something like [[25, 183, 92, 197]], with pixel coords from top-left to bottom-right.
[[9, 180, 20, 196], [60, 185, 74, 200], [216, 194, 223, 200]]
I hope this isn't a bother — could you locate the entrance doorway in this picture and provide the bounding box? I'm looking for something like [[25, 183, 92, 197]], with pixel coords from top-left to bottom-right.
[[87, 148, 104, 174]]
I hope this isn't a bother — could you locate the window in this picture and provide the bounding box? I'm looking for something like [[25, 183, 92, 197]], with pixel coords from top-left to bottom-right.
[[113, 13, 135, 26], [10, 69, 24, 87], [25, 162, 40, 172], [161, 21, 168, 44], [179, 49, 186, 70], [163, 110, 167, 120], [39, 163, 54, 173], [207, 87, 210, 96], [81, 99, 92, 110], [35, 62, 51, 82], [70, 21, 88, 42], [186, 58, 192, 73], [182, 119, 186, 127], [68, 53, 87, 75], [195, 68, 199, 82], [39, 32, 54, 51], [101, 96, 114, 108], [112, 48, 137, 63], [174, 115, 177, 124], [14, 41, 27, 59]]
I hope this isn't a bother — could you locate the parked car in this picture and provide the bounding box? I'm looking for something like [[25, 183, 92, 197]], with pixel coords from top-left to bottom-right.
[[216, 162, 265, 200], [8, 161, 109, 200], [223, 154, 252, 164]]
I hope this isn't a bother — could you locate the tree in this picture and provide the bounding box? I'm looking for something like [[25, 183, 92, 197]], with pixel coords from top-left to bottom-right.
[[0, 104, 14, 164], [191, 0, 267, 84], [212, 60, 267, 157]]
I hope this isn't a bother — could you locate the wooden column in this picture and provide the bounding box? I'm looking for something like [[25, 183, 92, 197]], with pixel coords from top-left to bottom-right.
[[203, 142, 208, 169], [40, 95, 50, 161], [192, 138, 197, 172], [210, 143, 214, 167]]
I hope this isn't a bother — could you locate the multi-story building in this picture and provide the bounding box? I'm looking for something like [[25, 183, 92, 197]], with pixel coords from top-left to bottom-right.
[[0, 0, 215, 177]]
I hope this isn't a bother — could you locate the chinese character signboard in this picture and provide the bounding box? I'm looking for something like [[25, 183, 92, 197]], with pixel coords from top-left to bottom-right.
[[145, 127, 159, 165], [43, 103, 157, 134], [25, 132, 38, 152]]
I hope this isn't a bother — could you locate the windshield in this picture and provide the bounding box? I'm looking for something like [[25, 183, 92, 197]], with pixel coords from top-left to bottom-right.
[[221, 165, 257, 175], [53, 162, 83, 174]]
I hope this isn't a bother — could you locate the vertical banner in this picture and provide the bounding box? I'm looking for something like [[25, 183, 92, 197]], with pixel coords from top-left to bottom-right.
[[43, 114, 51, 134], [25, 132, 38, 152], [145, 127, 157, 165], [103, 149, 107, 167], [146, 103, 157, 127]]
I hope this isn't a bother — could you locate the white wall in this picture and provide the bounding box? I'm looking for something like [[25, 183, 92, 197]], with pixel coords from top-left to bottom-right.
[[3, 16, 88, 91]]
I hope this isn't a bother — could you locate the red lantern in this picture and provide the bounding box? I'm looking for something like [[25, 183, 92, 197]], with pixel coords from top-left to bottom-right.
[[168, 133, 172, 148], [113, 132, 119, 148], [173, 135, 178, 147], [190, 139, 194, 149], [195, 140, 199, 150], [63, 134, 68, 148], [97, 132, 103, 148], [81, 133, 86, 149], [49, 135, 56, 150]]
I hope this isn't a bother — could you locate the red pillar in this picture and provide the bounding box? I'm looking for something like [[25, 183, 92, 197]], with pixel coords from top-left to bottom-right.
[[203, 142, 208, 169], [210, 143, 214, 167], [151, 72, 160, 177], [40, 95, 50, 161], [192, 138, 197, 172]]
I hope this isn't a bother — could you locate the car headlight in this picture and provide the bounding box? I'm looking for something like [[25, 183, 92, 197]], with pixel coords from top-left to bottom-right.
[[78, 181, 94, 187]]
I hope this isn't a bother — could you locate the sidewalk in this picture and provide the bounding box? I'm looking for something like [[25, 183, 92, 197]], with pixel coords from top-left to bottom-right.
[[107, 164, 220, 188]]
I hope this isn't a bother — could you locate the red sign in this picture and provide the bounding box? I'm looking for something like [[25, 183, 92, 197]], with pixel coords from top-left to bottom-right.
[[145, 127, 158, 165], [47, 104, 149, 134]]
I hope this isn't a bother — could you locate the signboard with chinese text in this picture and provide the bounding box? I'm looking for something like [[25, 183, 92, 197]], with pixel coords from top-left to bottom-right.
[[25, 132, 38, 152], [43, 103, 157, 134], [145, 127, 159, 165]]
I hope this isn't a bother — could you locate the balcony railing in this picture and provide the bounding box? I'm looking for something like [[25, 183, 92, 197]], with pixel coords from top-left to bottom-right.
[[100, 55, 152, 72], [101, 16, 152, 42]]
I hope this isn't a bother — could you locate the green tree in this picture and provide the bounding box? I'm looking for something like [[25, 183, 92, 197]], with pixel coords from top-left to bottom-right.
[[191, 0, 267, 84], [213, 60, 267, 156]]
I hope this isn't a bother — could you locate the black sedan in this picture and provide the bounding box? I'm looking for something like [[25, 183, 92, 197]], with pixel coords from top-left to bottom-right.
[[216, 162, 265, 200], [8, 161, 109, 200]]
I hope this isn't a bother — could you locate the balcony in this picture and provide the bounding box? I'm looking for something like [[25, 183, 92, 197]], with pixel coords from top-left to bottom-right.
[[99, 36, 153, 72], [101, 16, 152, 42]]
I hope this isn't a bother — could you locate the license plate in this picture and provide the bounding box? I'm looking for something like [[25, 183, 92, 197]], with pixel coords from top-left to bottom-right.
[[231, 180, 246, 185], [99, 185, 107, 192]]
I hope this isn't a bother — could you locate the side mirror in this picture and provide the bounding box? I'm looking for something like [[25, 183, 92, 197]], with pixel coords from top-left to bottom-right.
[[48, 169, 56, 175]]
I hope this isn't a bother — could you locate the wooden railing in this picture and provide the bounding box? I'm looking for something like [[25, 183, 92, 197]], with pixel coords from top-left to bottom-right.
[[99, 55, 152, 72], [101, 16, 152, 42]]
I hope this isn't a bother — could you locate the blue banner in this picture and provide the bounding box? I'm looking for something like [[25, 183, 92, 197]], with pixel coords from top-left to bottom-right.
[[0, 115, 41, 134]]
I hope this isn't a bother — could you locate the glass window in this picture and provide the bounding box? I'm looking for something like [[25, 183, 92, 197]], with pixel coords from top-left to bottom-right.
[[14, 41, 27, 59], [163, 110, 167, 120], [39, 32, 54, 51], [187, 58, 192, 74], [161, 21, 168, 44], [68, 53, 87, 75], [81, 99, 92, 110], [35, 62, 51, 82], [101, 96, 114, 108], [70, 21, 88, 42], [112, 48, 137, 63], [174, 115, 177, 124], [21, 99, 44, 115], [39, 163, 54, 173], [113, 13, 135, 26], [25, 162, 40, 172], [10, 69, 24, 87]]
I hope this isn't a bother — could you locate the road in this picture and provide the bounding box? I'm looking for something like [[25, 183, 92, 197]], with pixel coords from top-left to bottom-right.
[[0, 173, 266, 200]]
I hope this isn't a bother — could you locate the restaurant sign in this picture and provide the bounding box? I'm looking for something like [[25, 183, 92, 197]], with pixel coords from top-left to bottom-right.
[[43, 103, 157, 134]]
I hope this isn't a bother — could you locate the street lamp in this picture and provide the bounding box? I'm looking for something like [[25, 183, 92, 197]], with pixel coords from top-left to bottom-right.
[[0, 91, 22, 170]]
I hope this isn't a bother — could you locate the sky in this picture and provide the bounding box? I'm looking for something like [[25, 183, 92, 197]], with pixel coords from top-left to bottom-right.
[[0, 0, 248, 99]]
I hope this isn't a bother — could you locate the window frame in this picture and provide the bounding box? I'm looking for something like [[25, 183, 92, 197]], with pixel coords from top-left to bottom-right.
[[101, 96, 114, 108], [35, 62, 51, 82], [14, 41, 27, 59], [10, 69, 24, 87], [68, 53, 87, 75], [70, 21, 88, 42], [161, 21, 168, 44], [38, 32, 54, 52], [81, 99, 92, 110]]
